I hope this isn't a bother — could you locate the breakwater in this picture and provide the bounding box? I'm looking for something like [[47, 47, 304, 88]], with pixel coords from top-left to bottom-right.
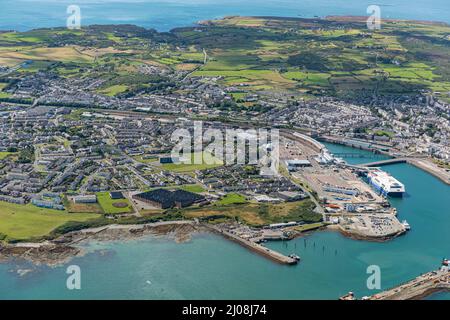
[[368, 269, 450, 300], [206, 225, 298, 265]]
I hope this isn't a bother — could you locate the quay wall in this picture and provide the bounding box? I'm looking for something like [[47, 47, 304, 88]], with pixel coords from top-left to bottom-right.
[[360, 158, 407, 167], [368, 270, 450, 300], [281, 130, 325, 153], [205, 225, 298, 265]]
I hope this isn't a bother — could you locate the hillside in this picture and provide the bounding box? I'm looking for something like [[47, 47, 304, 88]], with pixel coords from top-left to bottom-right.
[[0, 16, 449, 102]]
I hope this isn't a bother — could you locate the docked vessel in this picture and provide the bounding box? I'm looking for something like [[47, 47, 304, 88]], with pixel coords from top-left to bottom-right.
[[288, 254, 301, 261], [367, 169, 405, 197], [339, 292, 356, 300]]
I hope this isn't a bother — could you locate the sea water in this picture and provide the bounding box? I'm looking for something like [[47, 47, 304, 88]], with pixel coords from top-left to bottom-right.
[[0, 0, 449, 32]]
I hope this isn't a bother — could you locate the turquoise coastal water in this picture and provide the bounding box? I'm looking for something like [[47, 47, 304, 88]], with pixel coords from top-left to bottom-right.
[[0, 0, 449, 32], [0, 142, 449, 299]]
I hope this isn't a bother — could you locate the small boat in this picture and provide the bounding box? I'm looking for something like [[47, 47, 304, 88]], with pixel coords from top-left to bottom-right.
[[288, 254, 300, 261], [402, 220, 410, 230], [339, 292, 356, 300]]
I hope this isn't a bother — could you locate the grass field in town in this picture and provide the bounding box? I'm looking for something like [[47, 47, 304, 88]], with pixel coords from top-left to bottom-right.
[[216, 193, 248, 206], [160, 152, 223, 173], [96, 192, 133, 215], [0, 202, 100, 241], [0, 152, 15, 160]]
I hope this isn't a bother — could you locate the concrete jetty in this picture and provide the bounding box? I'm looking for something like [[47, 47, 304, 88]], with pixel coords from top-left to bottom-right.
[[368, 269, 450, 300], [206, 225, 298, 265], [360, 158, 407, 167]]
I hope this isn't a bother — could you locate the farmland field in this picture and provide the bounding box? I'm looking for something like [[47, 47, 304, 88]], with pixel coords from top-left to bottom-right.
[[0, 16, 448, 100], [97, 85, 129, 97], [184, 16, 450, 99], [0, 152, 15, 160]]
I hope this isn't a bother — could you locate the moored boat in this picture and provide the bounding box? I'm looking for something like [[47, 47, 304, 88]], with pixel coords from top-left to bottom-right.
[[288, 254, 300, 261], [402, 220, 410, 230]]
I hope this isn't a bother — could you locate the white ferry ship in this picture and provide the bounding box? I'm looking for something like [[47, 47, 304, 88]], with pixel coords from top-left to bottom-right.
[[367, 169, 405, 197]]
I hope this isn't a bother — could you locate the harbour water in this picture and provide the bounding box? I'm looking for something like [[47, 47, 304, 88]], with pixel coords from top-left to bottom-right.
[[1, 0, 449, 32], [0, 142, 449, 299]]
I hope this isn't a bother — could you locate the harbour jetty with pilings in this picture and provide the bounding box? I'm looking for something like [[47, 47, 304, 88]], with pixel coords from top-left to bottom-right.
[[205, 225, 299, 265]]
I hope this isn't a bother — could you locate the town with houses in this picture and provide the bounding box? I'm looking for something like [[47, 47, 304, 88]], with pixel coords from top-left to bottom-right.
[[0, 17, 449, 288], [1, 72, 449, 246]]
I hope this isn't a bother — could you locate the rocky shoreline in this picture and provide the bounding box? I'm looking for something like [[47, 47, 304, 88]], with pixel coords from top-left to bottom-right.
[[0, 221, 204, 267], [337, 228, 406, 243], [0, 220, 405, 269], [0, 242, 83, 267]]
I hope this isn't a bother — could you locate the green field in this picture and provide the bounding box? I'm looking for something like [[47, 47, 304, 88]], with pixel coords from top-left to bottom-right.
[[96, 192, 133, 214], [148, 184, 205, 193], [98, 84, 129, 96], [216, 193, 247, 205], [371, 130, 394, 138], [161, 152, 223, 173], [184, 16, 450, 98], [0, 17, 448, 100], [282, 71, 331, 86], [0, 202, 100, 241], [230, 92, 247, 100], [293, 222, 325, 232], [0, 152, 16, 160], [179, 184, 205, 193]]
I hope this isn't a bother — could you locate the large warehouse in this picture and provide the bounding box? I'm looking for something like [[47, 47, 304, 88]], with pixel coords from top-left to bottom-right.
[[133, 189, 205, 209]]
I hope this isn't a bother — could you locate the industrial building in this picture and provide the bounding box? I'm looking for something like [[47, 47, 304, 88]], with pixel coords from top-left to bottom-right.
[[160, 156, 178, 164], [133, 189, 205, 209], [285, 159, 311, 172], [275, 191, 307, 202]]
